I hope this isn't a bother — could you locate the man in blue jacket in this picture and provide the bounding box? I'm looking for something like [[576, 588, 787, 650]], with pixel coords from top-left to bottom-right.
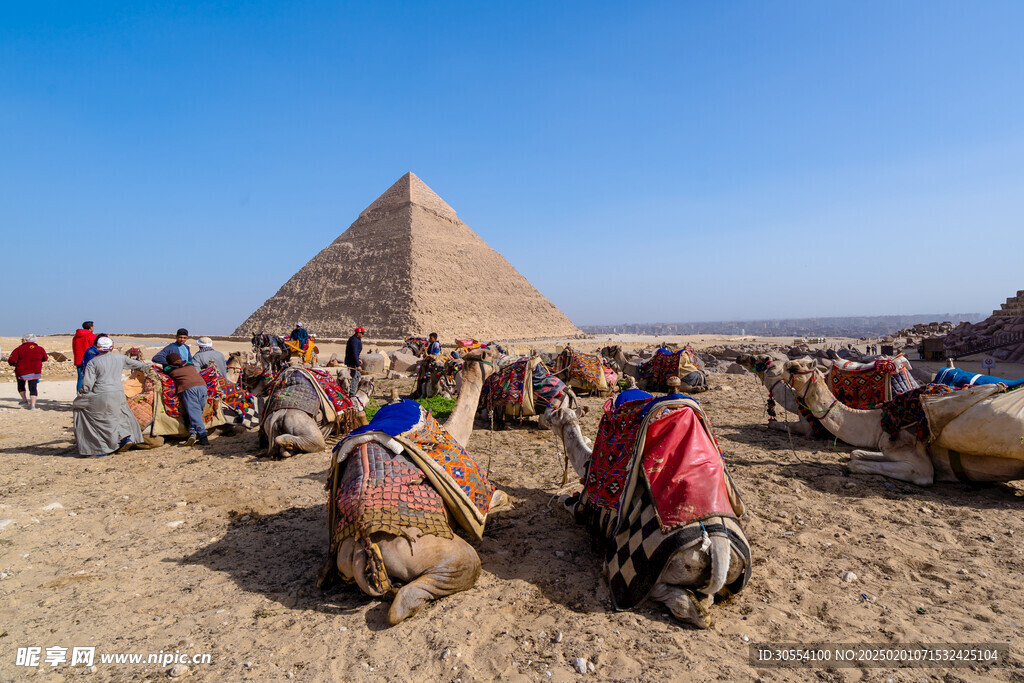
[[345, 326, 364, 395], [153, 329, 192, 366]]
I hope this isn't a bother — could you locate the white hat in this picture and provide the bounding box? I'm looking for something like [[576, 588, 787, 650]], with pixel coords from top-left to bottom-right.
[[197, 336, 214, 348], [97, 337, 114, 350], [22, 334, 36, 342], [296, 322, 303, 327]]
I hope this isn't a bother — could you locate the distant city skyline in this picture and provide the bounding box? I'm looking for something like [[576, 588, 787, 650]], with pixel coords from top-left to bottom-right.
[[3, 3, 1023, 335]]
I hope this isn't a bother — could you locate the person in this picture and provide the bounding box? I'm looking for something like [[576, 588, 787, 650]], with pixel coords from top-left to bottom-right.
[[192, 336, 227, 378], [9, 334, 48, 410], [73, 337, 153, 456], [81, 334, 111, 371], [290, 322, 310, 350], [72, 321, 97, 392], [163, 352, 210, 446], [345, 326, 365, 394], [427, 332, 441, 356], [153, 328, 192, 365]]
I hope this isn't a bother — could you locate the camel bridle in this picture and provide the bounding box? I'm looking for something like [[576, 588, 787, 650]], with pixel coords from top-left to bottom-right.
[[785, 367, 839, 420]]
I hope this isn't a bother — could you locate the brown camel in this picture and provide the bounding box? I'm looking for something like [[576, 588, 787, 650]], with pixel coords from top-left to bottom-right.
[[329, 347, 508, 624]]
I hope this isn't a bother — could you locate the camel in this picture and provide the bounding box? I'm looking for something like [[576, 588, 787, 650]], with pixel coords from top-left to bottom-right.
[[260, 364, 369, 459], [330, 347, 508, 624], [539, 392, 750, 629], [735, 353, 818, 436], [781, 359, 1024, 486], [600, 345, 630, 374]]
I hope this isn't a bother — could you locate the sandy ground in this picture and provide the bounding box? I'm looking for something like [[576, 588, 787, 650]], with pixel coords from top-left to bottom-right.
[[1, 335, 1023, 681]]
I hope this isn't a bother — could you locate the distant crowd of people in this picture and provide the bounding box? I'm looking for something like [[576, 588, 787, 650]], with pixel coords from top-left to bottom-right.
[[9, 321, 372, 458]]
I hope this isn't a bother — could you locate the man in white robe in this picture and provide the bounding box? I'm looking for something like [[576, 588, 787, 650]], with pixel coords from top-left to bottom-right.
[[73, 338, 155, 457]]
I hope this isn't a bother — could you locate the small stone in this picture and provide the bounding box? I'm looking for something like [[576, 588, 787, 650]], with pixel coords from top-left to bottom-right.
[[554, 631, 563, 643], [572, 657, 587, 674], [285, 673, 294, 680], [841, 571, 858, 583], [88, 665, 98, 673], [978, 571, 988, 578], [441, 648, 451, 660], [169, 663, 189, 677], [338, 626, 347, 632], [244, 661, 252, 668], [741, 635, 750, 642], [166, 521, 184, 528], [241, 515, 251, 522], [174, 501, 187, 508], [844, 482, 856, 488], [0, 519, 15, 530], [957, 568, 969, 575], [587, 661, 595, 673], [981, 535, 996, 542], [40, 502, 64, 510]]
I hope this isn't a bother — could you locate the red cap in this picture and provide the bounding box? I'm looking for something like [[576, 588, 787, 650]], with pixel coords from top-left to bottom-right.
[[355, 327, 365, 333]]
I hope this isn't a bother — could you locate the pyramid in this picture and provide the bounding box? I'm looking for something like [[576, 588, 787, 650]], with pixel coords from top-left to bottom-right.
[[942, 289, 1024, 363], [234, 173, 581, 340]]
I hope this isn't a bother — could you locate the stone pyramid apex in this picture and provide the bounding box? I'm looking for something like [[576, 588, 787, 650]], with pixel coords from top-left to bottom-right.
[[235, 173, 580, 340], [358, 172, 458, 221]]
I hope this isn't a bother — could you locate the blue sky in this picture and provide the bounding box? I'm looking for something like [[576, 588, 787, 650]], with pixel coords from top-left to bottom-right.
[[3, 2, 1022, 335]]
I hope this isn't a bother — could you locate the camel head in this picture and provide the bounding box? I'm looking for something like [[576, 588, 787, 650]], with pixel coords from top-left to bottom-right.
[[735, 353, 775, 375], [539, 402, 592, 478], [460, 347, 497, 384], [781, 359, 818, 393]]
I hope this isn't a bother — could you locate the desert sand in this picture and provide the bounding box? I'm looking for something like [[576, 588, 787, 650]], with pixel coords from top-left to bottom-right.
[[1, 334, 1022, 681]]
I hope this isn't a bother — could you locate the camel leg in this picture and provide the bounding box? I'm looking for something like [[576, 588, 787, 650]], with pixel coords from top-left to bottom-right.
[[768, 419, 813, 436], [850, 449, 888, 461], [848, 443, 934, 486], [387, 536, 483, 626]]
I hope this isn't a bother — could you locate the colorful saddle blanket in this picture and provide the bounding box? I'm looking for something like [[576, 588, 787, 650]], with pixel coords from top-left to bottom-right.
[[571, 390, 748, 608], [156, 366, 222, 419], [880, 384, 959, 442], [333, 400, 495, 541], [482, 356, 567, 416], [263, 367, 353, 423], [828, 357, 919, 409], [636, 348, 702, 389], [220, 380, 259, 429], [554, 348, 608, 393], [152, 366, 227, 436]]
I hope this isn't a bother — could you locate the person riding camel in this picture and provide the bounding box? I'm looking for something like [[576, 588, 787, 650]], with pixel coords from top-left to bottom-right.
[[290, 322, 310, 350]]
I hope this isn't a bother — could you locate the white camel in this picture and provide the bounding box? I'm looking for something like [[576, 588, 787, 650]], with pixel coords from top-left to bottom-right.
[[782, 359, 1024, 486]]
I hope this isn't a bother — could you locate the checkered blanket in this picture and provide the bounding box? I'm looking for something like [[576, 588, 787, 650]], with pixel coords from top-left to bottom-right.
[[571, 394, 749, 609]]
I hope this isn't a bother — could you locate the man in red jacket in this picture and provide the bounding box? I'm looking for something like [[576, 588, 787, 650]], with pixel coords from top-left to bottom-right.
[[9, 334, 49, 410], [72, 321, 97, 392]]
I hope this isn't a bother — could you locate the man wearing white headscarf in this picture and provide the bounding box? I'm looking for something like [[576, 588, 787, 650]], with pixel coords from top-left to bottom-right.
[[73, 338, 155, 457], [192, 336, 227, 379]]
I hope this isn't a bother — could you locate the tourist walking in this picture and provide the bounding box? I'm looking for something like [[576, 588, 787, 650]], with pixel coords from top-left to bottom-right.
[[73, 337, 153, 456], [153, 328, 192, 365], [72, 321, 97, 391], [9, 334, 48, 410], [192, 337, 227, 378], [163, 352, 209, 446], [345, 326, 365, 394]]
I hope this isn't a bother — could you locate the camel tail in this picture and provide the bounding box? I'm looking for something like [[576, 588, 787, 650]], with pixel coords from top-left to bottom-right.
[[701, 534, 731, 598]]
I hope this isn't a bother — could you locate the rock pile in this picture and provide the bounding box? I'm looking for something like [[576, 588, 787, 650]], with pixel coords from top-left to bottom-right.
[[944, 314, 1024, 363]]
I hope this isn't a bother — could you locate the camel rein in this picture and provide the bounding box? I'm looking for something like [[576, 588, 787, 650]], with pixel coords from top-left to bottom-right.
[[788, 368, 839, 419]]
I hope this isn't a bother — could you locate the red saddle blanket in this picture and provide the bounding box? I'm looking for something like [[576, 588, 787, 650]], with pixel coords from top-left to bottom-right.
[[156, 366, 223, 420], [587, 395, 740, 530]]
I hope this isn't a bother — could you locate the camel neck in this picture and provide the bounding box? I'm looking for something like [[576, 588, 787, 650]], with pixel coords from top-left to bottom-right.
[[797, 374, 884, 444], [444, 363, 484, 448]]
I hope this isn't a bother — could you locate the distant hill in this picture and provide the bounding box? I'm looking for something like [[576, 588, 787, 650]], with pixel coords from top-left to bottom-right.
[[580, 314, 986, 338]]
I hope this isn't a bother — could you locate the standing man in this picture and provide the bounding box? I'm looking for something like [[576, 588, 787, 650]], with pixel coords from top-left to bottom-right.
[[427, 332, 441, 356], [72, 321, 97, 392], [192, 337, 227, 378], [153, 328, 192, 366], [345, 326, 365, 395], [73, 337, 154, 455], [163, 352, 210, 446]]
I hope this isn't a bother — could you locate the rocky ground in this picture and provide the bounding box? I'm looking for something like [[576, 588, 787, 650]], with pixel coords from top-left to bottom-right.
[[1, 335, 1023, 682]]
